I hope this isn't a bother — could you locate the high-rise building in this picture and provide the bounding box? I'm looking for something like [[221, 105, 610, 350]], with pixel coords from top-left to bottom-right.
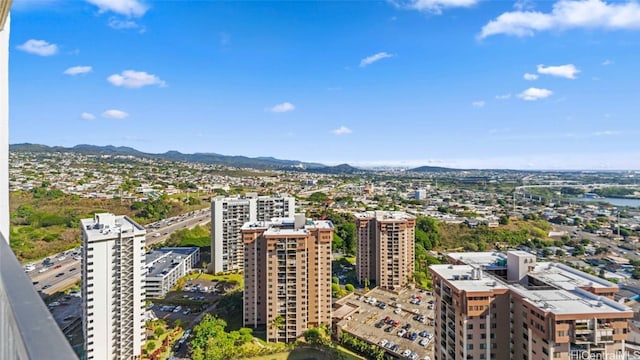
[[81, 213, 146, 359], [355, 211, 416, 290], [242, 214, 333, 343], [211, 193, 294, 274], [430, 251, 633, 360]]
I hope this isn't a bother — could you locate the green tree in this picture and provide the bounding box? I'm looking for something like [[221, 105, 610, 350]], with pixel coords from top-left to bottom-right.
[[345, 283, 355, 292], [270, 315, 285, 343], [146, 341, 156, 352], [499, 215, 510, 225], [308, 192, 329, 203]]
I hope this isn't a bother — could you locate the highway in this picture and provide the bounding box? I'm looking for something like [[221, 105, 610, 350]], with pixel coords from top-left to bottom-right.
[[26, 208, 211, 295]]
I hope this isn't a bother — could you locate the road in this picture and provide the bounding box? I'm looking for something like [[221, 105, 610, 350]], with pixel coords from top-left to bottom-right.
[[26, 208, 211, 295]]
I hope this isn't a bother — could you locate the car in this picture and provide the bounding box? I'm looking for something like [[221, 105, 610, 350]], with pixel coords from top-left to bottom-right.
[[402, 323, 411, 330], [375, 321, 385, 328], [384, 316, 391, 323], [57, 256, 66, 261], [69, 268, 77, 272], [56, 272, 65, 277], [384, 326, 394, 333], [384, 341, 395, 349], [182, 308, 191, 315], [419, 330, 429, 337], [409, 332, 418, 341], [409, 352, 419, 360], [394, 307, 402, 314], [48, 301, 60, 307], [379, 339, 388, 347], [391, 344, 399, 352], [32, 281, 39, 286], [173, 306, 182, 313], [397, 329, 407, 337], [419, 338, 429, 346], [42, 284, 52, 290], [38, 267, 49, 273], [402, 349, 411, 357], [73, 255, 81, 260], [24, 264, 36, 272], [55, 264, 62, 269], [393, 320, 400, 327]]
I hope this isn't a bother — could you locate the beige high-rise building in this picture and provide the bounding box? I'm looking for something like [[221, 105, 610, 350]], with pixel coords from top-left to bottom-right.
[[242, 214, 333, 343], [431, 251, 633, 360], [355, 211, 415, 290]]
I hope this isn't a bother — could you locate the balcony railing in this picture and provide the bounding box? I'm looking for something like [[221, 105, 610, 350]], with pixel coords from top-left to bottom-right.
[[0, 232, 78, 359]]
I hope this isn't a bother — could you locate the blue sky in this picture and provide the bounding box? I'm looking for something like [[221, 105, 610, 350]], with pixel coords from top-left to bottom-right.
[[8, 0, 640, 169]]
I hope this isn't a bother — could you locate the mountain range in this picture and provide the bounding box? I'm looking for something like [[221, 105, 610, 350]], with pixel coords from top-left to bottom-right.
[[9, 143, 372, 174]]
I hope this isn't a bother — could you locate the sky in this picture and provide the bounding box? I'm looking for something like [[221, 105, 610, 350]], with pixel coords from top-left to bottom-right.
[[7, 0, 640, 170]]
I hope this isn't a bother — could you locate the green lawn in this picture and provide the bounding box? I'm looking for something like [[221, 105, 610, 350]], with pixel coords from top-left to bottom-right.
[[245, 346, 364, 360]]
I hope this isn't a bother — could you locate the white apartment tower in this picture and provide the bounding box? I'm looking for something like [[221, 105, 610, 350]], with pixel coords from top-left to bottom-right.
[[211, 193, 294, 273], [81, 213, 146, 360]]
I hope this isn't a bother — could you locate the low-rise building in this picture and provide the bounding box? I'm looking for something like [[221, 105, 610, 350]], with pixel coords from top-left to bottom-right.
[[145, 247, 200, 298]]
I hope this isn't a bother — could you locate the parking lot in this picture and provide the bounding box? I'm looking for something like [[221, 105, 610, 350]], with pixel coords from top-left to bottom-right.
[[335, 287, 434, 360]]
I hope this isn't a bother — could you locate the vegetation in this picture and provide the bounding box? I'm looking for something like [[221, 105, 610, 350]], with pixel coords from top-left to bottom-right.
[[9, 190, 205, 262], [189, 315, 257, 360], [166, 225, 211, 247], [338, 332, 392, 360]]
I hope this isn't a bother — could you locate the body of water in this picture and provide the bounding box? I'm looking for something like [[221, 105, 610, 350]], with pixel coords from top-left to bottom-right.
[[572, 197, 640, 208]]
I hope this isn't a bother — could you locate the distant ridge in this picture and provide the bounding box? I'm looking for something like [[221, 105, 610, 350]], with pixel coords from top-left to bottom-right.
[[305, 163, 365, 175], [408, 165, 460, 173], [9, 143, 329, 171]]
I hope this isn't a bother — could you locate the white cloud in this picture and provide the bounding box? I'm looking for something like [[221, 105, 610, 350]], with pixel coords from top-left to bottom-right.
[[517, 87, 553, 101], [471, 100, 485, 108], [391, 0, 478, 14], [602, 59, 613, 66], [102, 109, 129, 119], [479, 0, 640, 39], [359, 52, 394, 67], [64, 66, 92, 76], [107, 70, 167, 88], [332, 126, 353, 135], [108, 18, 140, 30], [80, 112, 96, 120], [537, 64, 580, 79], [86, 0, 148, 17], [593, 130, 621, 136], [495, 93, 512, 100], [523, 72, 538, 80], [269, 102, 295, 113], [16, 39, 58, 56]]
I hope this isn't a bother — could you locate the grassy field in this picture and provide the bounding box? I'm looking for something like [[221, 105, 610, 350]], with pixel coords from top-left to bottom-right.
[[246, 346, 364, 360], [9, 190, 207, 262]]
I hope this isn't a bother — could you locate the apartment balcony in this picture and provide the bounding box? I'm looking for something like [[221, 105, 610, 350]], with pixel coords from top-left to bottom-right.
[[0, 233, 77, 359]]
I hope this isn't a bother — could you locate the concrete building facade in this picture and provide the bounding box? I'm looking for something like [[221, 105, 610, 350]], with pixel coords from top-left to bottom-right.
[[0, 3, 8, 237], [242, 214, 333, 343], [355, 211, 416, 290], [211, 193, 294, 273], [81, 213, 146, 360], [431, 251, 633, 360], [145, 247, 200, 298]]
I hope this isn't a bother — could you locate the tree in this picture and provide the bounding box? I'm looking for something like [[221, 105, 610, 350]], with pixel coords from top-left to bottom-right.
[[308, 192, 329, 203], [146, 341, 156, 352], [332, 276, 339, 284], [270, 315, 285, 343], [555, 249, 565, 257], [345, 283, 355, 292], [499, 215, 510, 225]]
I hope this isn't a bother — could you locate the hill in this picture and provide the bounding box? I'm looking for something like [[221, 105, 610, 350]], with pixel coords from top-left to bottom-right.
[[9, 143, 327, 170]]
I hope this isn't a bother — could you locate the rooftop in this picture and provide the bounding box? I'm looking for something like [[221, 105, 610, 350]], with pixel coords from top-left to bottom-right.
[[81, 213, 145, 241], [529, 262, 616, 290], [354, 210, 415, 221], [430, 264, 508, 292], [446, 251, 506, 267], [146, 247, 199, 278], [510, 285, 630, 315], [242, 217, 333, 234]]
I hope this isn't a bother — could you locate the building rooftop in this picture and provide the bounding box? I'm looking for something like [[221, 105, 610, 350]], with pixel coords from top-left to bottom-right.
[[242, 216, 333, 234], [430, 264, 509, 292], [81, 213, 145, 241], [510, 285, 630, 315], [529, 262, 616, 290], [354, 210, 415, 221], [432, 250, 631, 316], [146, 247, 199, 278]]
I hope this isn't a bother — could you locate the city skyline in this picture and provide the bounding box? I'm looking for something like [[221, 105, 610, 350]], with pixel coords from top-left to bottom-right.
[[9, 0, 640, 170]]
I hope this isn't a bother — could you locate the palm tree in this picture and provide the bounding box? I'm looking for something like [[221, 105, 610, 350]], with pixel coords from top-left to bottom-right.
[[270, 315, 285, 343]]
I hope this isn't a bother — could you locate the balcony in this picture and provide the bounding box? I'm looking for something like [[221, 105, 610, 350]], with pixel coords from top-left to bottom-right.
[[0, 233, 77, 359]]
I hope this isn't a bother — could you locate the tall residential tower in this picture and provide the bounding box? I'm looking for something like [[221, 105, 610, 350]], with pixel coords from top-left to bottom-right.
[[242, 215, 333, 343], [211, 193, 294, 273], [355, 211, 416, 290], [431, 251, 633, 360], [81, 213, 146, 359]]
